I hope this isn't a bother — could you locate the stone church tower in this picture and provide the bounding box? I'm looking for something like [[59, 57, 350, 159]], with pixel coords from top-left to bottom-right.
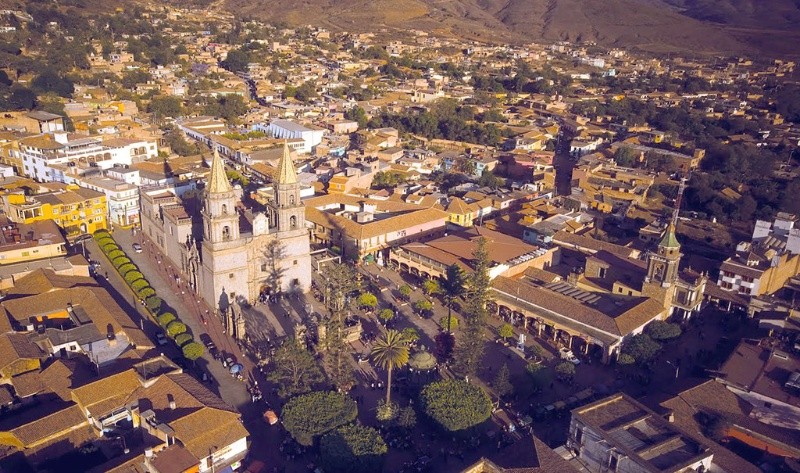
[[267, 142, 312, 294], [642, 222, 682, 311], [200, 148, 249, 311]]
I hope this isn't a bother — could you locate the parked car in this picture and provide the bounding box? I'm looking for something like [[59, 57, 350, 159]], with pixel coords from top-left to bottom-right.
[[559, 347, 581, 365], [132, 243, 143, 253], [156, 332, 168, 346]]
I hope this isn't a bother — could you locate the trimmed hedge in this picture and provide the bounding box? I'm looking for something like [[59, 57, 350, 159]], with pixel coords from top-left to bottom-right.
[[175, 333, 193, 347], [124, 271, 144, 284], [118, 263, 137, 276], [182, 342, 204, 361], [130, 279, 149, 292], [158, 312, 176, 327], [102, 243, 119, 253], [137, 287, 156, 299], [112, 256, 131, 267], [167, 321, 187, 338], [146, 295, 163, 312]]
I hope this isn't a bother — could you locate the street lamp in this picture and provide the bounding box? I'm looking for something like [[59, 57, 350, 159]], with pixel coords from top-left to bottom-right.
[[666, 360, 679, 380]]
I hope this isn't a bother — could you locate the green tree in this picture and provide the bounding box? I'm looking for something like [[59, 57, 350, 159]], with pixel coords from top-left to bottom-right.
[[378, 308, 394, 325], [166, 321, 187, 338], [621, 334, 662, 365], [31, 70, 74, 97], [148, 95, 183, 119], [145, 296, 162, 312], [174, 333, 193, 347], [440, 263, 465, 333], [453, 237, 491, 377], [320, 425, 387, 473], [422, 279, 439, 296], [182, 342, 204, 360], [421, 379, 492, 431], [439, 315, 458, 331], [492, 363, 513, 399], [645, 321, 682, 341], [121, 69, 150, 89], [320, 262, 360, 391], [371, 330, 410, 418], [401, 327, 419, 343], [221, 49, 250, 73], [215, 94, 248, 123], [478, 169, 503, 189], [525, 362, 550, 392], [358, 292, 378, 310], [268, 339, 324, 398], [282, 391, 357, 446], [157, 312, 176, 328], [615, 146, 639, 167], [499, 323, 514, 341], [344, 105, 368, 129], [555, 361, 576, 380], [398, 284, 412, 301], [414, 299, 433, 316]]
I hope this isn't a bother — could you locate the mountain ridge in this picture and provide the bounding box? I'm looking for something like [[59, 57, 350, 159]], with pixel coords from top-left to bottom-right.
[[224, 0, 800, 57]]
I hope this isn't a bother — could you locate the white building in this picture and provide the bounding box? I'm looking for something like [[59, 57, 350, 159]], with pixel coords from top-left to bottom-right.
[[19, 133, 158, 182], [254, 119, 325, 154]]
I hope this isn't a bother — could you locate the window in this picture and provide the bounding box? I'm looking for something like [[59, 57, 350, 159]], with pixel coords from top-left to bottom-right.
[[575, 427, 583, 445], [261, 264, 267, 272], [598, 267, 607, 278], [764, 401, 772, 408], [290, 215, 297, 229], [293, 260, 298, 265], [229, 273, 234, 279]]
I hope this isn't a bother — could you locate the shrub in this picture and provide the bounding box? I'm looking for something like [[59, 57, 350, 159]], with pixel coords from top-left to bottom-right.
[[398, 284, 412, 300], [112, 256, 131, 268], [174, 333, 193, 347], [137, 287, 156, 299], [555, 361, 576, 379], [158, 312, 176, 327], [378, 308, 394, 324], [102, 243, 118, 254], [118, 263, 137, 275], [182, 342, 204, 360], [167, 321, 187, 338], [498, 323, 514, 340], [107, 249, 125, 260], [124, 271, 144, 284], [130, 279, 149, 292], [645, 321, 682, 341], [282, 392, 358, 446], [145, 295, 162, 312], [358, 292, 378, 309], [401, 327, 419, 343], [420, 379, 492, 431], [96, 236, 113, 246]]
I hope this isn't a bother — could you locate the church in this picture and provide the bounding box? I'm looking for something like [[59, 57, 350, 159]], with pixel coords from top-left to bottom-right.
[[140, 143, 312, 312]]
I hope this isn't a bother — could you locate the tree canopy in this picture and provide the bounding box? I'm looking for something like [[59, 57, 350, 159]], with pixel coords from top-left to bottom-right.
[[281, 391, 357, 446], [421, 379, 492, 431], [645, 321, 682, 341], [621, 334, 662, 366], [267, 340, 324, 398], [319, 424, 387, 473]]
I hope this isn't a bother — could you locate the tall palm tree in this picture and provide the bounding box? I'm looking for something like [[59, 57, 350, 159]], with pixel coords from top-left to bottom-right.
[[370, 329, 409, 407], [440, 263, 466, 333]]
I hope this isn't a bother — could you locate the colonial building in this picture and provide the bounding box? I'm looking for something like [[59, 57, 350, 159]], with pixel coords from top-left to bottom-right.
[[140, 144, 312, 313]]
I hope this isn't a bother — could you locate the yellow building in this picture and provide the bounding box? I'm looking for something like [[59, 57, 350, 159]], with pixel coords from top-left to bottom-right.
[[446, 197, 474, 228], [2, 185, 107, 238]]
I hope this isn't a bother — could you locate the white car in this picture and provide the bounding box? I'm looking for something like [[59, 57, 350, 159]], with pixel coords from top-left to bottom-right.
[[559, 348, 581, 365], [132, 243, 143, 253]]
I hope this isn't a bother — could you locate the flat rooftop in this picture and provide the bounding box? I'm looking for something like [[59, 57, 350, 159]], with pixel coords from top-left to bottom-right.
[[574, 393, 711, 473]]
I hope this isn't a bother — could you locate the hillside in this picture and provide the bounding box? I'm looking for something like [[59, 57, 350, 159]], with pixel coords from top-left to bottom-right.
[[226, 0, 800, 57]]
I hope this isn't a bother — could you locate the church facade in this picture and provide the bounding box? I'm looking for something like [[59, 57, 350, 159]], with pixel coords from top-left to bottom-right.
[[140, 144, 312, 312]]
